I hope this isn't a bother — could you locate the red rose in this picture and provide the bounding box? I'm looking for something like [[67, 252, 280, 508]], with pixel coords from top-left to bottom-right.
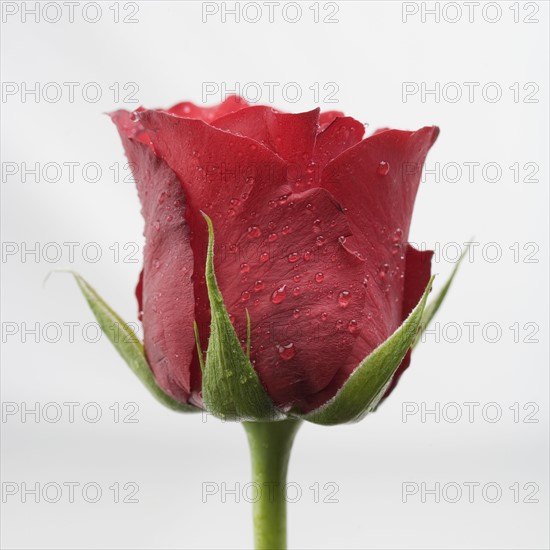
[[110, 96, 438, 415]]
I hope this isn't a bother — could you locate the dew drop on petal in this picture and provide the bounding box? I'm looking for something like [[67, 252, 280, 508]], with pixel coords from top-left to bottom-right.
[[303, 250, 313, 262], [254, 280, 265, 291], [338, 290, 351, 307], [378, 264, 390, 280], [288, 252, 300, 263], [293, 286, 302, 297], [377, 161, 390, 176], [348, 319, 360, 333], [321, 312, 328, 321], [277, 342, 296, 361], [293, 274, 301, 283], [240, 263, 250, 274], [268, 233, 278, 243], [292, 308, 300, 318], [392, 228, 403, 242], [335, 319, 344, 331], [315, 235, 327, 247], [247, 225, 262, 238], [270, 285, 287, 304], [260, 252, 269, 263], [282, 225, 290, 235], [314, 272, 325, 283], [241, 291, 251, 302], [153, 259, 160, 269]]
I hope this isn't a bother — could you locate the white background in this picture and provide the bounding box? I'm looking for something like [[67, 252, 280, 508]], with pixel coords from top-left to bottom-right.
[[1, 1, 549, 549]]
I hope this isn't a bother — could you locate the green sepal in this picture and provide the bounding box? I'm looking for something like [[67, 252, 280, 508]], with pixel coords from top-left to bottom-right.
[[69, 272, 196, 413], [201, 214, 281, 422], [413, 244, 469, 348], [301, 276, 435, 426]]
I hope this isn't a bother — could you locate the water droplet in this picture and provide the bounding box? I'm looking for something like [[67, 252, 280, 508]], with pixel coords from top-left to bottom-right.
[[315, 235, 327, 247], [268, 233, 278, 243], [277, 342, 296, 361], [392, 228, 403, 242], [377, 161, 390, 176], [247, 225, 261, 238], [158, 192, 167, 204], [293, 274, 301, 283], [260, 252, 269, 263], [335, 319, 344, 331], [288, 252, 300, 263], [292, 308, 300, 318], [241, 290, 251, 302], [321, 312, 328, 321], [278, 195, 289, 206], [338, 290, 351, 307], [270, 285, 287, 304], [240, 263, 250, 274], [153, 220, 160, 231], [312, 219, 322, 233], [315, 272, 325, 283], [254, 280, 265, 291], [348, 319, 360, 333], [166, 214, 173, 222], [392, 243, 401, 255], [303, 250, 313, 262], [378, 264, 389, 280], [130, 111, 140, 122], [293, 286, 302, 297], [228, 208, 236, 217], [153, 259, 160, 269], [282, 225, 290, 235], [306, 203, 313, 210]]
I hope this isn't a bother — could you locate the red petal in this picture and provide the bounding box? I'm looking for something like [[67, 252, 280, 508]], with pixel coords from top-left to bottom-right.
[[303, 128, 439, 411], [382, 245, 433, 399], [211, 106, 320, 188], [313, 116, 365, 174], [110, 109, 152, 147], [216, 187, 366, 410], [166, 95, 249, 122], [319, 110, 345, 130], [137, 110, 289, 383], [111, 115, 198, 405], [321, 126, 439, 325], [138, 110, 368, 410]]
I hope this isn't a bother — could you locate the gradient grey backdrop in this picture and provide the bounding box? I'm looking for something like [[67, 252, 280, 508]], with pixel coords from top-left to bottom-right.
[[1, 1, 549, 548]]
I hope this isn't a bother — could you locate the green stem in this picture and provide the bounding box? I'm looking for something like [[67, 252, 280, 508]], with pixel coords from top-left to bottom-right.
[[243, 419, 302, 550]]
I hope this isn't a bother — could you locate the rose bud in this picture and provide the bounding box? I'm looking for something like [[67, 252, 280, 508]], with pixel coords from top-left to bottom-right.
[[74, 97, 460, 425]]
